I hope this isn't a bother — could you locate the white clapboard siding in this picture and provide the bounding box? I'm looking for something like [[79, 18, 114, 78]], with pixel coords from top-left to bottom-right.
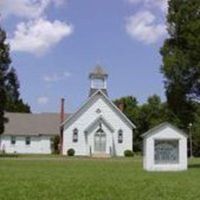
[[143, 123, 188, 171], [0, 135, 52, 154], [63, 92, 133, 156]]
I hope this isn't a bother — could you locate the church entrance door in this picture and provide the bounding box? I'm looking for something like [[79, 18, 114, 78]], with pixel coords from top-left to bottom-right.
[[94, 128, 106, 153]]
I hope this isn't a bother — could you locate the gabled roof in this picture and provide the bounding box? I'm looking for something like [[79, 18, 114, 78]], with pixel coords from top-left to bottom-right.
[[62, 90, 136, 129], [84, 116, 115, 134], [3, 112, 70, 136], [141, 122, 188, 138], [89, 88, 108, 97]]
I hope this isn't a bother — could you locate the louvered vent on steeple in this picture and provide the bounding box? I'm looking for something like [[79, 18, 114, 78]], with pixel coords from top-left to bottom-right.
[[89, 65, 108, 97]]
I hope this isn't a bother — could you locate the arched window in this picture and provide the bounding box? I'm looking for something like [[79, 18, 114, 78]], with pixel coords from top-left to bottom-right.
[[118, 130, 123, 144], [73, 128, 78, 143]]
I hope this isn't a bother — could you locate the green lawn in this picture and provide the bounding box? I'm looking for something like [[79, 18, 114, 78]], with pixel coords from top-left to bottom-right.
[[0, 157, 200, 200]]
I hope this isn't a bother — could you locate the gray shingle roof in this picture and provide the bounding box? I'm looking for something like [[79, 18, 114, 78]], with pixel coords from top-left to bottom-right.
[[3, 112, 70, 136]]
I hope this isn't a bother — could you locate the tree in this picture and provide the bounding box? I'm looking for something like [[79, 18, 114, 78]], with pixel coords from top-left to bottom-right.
[[114, 96, 140, 151], [160, 0, 200, 127], [51, 135, 60, 154], [114, 95, 170, 152], [137, 95, 168, 132], [5, 67, 31, 113], [0, 26, 31, 134], [0, 28, 11, 134], [6, 67, 20, 102], [114, 96, 139, 124], [191, 104, 200, 157], [135, 95, 174, 152]]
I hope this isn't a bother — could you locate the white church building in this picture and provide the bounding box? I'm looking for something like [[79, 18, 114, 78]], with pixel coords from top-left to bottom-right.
[[61, 66, 135, 156], [0, 66, 136, 156]]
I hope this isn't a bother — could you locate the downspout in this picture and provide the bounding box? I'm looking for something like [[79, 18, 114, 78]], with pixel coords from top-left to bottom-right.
[[60, 98, 65, 155]]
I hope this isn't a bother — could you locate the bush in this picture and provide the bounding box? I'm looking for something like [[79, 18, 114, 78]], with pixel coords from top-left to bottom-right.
[[124, 150, 134, 157], [51, 135, 60, 154], [67, 149, 75, 156], [0, 153, 18, 158]]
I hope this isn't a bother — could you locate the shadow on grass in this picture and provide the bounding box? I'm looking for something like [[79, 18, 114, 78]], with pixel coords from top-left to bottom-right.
[[189, 164, 200, 169]]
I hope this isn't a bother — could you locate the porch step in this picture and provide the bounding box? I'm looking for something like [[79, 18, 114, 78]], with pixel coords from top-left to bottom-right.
[[92, 153, 111, 158]]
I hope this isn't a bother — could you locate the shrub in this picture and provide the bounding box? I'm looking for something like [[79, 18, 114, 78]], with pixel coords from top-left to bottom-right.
[[67, 148, 75, 156], [0, 153, 18, 158], [51, 135, 60, 154], [124, 150, 134, 157]]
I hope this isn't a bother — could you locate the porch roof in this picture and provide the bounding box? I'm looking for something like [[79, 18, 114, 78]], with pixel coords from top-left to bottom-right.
[[84, 116, 115, 134]]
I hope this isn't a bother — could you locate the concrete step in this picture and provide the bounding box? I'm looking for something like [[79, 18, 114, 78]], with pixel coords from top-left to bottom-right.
[[92, 153, 111, 158]]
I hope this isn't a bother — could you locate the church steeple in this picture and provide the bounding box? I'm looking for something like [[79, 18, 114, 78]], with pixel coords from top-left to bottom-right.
[[89, 65, 108, 97]]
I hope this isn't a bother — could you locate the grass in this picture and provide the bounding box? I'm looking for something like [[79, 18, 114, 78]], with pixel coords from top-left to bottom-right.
[[0, 157, 200, 200]]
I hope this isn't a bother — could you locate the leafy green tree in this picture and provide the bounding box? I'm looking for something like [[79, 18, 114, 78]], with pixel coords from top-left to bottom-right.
[[0, 27, 31, 134], [160, 0, 200, 127], [5, 67, 31, 113], [114, 95, 170, 152], [114, 96, 139, 151], [6, 67, 20, 102], [113, 0, 200, 154], [114, 96, 139, 124], [137, 95, 168, 133], [191, 105, 200, 157], [51, 135, 60, 154], [0, 28, 11, 134]]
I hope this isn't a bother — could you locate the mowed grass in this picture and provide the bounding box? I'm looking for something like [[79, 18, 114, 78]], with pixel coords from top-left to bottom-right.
[[0, 157, 200, 200]]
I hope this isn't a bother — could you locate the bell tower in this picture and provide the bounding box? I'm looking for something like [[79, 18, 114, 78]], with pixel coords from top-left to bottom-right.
[[89, 65, 108, 97]]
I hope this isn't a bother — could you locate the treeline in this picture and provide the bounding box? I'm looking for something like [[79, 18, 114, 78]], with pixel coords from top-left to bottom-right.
[[114, 96, 200, 156], [114, 0, 200, 156], [0, 27, 31, 134]]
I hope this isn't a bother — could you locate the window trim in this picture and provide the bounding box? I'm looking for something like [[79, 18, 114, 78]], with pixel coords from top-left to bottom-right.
[[73, 128, 78, 143], [118, 129, 123, 144]]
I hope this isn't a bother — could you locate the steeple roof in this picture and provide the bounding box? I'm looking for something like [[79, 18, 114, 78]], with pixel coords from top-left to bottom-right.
[[89, 65, 108, 78]]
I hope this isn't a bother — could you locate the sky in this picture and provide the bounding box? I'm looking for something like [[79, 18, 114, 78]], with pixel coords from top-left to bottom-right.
[[0, 0, 168, 113]]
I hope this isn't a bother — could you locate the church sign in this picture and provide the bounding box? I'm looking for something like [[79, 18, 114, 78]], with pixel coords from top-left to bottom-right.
[[142, 123, 188, 171]]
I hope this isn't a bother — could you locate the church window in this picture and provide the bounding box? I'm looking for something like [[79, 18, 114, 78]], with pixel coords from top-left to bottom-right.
[[73, 128, 78, 143], [96, 108, 101, 114], [25, 137, 31, 145], [118, 130, 123, 143], [11, 136, 16, 145], [154, 140, 179, 164]]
